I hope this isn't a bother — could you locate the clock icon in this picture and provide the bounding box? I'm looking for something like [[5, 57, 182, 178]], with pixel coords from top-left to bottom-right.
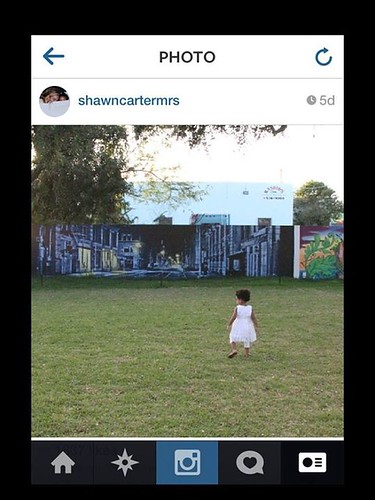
[[307, 95, 317, 105]]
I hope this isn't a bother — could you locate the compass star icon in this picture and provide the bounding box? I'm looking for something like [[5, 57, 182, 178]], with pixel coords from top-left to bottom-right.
[[111, 448, 139, 477]]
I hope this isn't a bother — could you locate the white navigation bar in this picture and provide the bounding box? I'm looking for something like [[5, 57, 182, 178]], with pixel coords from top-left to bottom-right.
[[32, 35, 343, 79]]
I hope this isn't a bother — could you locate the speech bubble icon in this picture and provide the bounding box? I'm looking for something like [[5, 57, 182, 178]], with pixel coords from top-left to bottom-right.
[[236, 450, 264, 475]]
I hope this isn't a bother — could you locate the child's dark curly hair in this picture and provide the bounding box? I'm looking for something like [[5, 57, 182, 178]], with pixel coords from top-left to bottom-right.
[[235, 289, 250, 301]]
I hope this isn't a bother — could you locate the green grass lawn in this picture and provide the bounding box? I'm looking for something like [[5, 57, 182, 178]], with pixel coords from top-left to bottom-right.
[[31, 277, 343, 438]]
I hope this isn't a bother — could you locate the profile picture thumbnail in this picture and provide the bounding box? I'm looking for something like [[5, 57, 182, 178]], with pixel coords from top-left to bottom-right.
[[39, 86, 70, 117]]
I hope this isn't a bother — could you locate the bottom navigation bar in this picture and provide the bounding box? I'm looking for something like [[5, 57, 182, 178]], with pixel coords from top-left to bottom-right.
[[32, 440, 344, 485]]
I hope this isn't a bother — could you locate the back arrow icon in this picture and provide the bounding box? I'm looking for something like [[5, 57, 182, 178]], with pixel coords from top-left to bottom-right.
[[43, 47, 65, 65], [315, 47, 332, 66]]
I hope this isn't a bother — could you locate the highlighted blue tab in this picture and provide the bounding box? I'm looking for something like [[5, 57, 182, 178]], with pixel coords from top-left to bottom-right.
[[156, 441, 218, 485]]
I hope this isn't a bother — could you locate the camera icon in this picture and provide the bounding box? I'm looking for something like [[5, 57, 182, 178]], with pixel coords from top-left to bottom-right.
[[298, 452, 327, 473], [174, 449, 201, 476]]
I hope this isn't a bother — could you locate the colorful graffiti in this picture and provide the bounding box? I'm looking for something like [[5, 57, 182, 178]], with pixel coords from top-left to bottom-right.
[[299, 226, 344, 280]]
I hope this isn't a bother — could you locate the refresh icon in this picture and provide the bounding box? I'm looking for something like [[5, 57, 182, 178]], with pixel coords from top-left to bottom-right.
[[315, 48, 332, 66]]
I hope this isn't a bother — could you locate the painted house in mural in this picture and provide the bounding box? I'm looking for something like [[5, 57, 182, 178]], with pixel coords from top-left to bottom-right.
[[196, 224, 293, 277], [32, 224, 120, 275], [230, 225, 281, 277], [294, 225, 344, 280], [117, 232, 145, 270]]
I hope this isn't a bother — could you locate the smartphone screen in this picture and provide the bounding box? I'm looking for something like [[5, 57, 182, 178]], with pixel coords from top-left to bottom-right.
[[31, 35, 344, 486]]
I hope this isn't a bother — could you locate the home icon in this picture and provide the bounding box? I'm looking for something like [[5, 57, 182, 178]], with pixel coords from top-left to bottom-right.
[[51, 451, 75, 474]]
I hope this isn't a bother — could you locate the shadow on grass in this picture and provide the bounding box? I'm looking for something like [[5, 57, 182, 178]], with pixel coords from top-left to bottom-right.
[[31, 274, 344, 291]]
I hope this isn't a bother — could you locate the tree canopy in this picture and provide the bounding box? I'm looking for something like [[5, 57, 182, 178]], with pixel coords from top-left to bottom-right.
[[32, 126, 132, 224], [293, 180, 343, 226]]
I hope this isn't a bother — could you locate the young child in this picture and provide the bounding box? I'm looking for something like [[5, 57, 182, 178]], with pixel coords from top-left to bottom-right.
[[227, 288, 258, 358]]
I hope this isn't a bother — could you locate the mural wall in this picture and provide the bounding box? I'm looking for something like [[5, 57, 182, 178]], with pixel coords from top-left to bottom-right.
[[32, 224, 343, 280], [297, 225, 344, 280], [31, 223, 295, 279]]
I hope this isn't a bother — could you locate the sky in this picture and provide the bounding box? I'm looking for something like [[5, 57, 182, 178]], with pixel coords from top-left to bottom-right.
[[135, 125, 343, 199], [128, 124, 343, 223]]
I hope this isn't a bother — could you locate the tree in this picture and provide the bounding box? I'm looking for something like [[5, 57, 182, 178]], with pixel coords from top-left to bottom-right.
[[32, 126, 132, 224], [32, 124, 288, 224], [133, 125, 287, 147], [293, 180, 343, 225]]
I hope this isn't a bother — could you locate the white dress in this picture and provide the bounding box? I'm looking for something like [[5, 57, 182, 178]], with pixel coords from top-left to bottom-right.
[[229, 305, 257, 344]]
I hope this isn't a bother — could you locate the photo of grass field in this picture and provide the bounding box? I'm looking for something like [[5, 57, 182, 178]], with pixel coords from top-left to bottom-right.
[[31, 277, 343, 438]]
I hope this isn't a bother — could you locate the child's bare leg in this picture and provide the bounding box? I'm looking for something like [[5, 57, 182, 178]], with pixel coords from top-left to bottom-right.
[[228, 342, 238, 358], [244, 342, 251, 357]]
